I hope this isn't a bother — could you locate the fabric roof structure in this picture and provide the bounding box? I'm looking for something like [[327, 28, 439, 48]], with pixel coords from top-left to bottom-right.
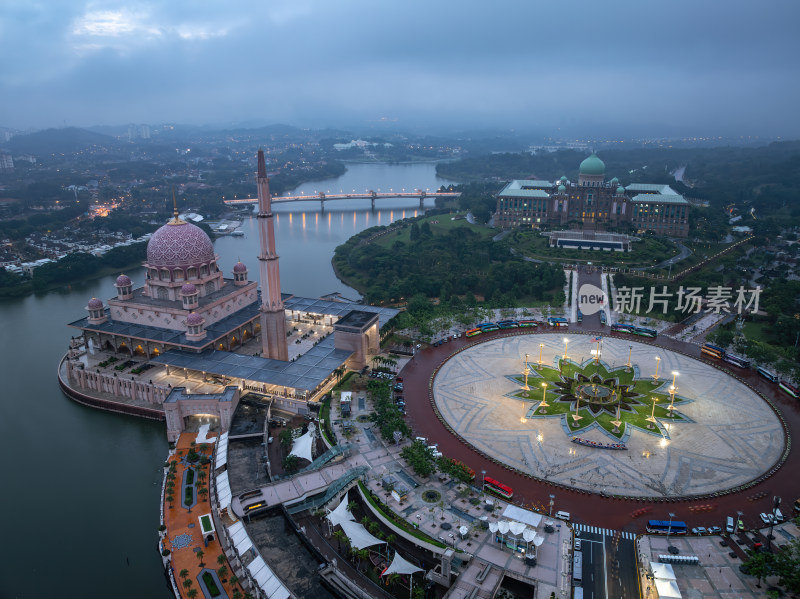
[[654, 578, 682, 599], [247, 554, 290, 599], [289, 430, 315, 463], [502, 504, 543, 528], [216, 471, 232, 511], [508, 521, 527, 537], [650, 562, 677, 581], [227, 520, 253, 555], [339, 520, 386, 550], [522, 529, 537, 544], [215, 432, 229, 469], [283, 295, 399, 328], [327, 495, 355, 529], [381, 551, 423, 577]]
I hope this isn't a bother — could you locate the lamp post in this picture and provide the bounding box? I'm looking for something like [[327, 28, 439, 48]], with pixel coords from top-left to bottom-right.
[[667, 512, 676, 553], [652, 356, 661, 384], [540, 382, 549, 414], [668, 371, 679, 417], [611, 392, 622, 433], [647, 397, 658, 429], [523, 354, 530, 392], [481, 470, 487, 491], [768, 496, 781, 549], [538, 343, 544, 370], [549, 494, 555, 517], [626, 345, 632, 372], [572, 392, 583, 427]]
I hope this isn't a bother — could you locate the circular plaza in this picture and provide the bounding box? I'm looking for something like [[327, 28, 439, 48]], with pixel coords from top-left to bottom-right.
[[431, 333, 786, 499]]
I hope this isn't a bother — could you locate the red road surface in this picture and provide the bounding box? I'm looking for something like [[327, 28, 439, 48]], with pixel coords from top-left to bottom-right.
[[400, 326, 800, 534]]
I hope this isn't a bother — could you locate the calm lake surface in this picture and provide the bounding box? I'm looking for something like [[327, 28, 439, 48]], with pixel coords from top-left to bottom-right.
[[0, 162, 455, 598]]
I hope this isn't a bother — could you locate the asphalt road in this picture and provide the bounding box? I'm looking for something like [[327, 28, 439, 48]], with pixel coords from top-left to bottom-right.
[[574, 524, 638, 599]]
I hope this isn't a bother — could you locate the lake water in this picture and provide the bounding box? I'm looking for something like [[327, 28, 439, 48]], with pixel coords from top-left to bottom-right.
[[0, 162, 455, 598]]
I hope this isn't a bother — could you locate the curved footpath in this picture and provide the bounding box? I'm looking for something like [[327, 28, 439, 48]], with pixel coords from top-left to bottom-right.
[[401, 325, 800, 534]]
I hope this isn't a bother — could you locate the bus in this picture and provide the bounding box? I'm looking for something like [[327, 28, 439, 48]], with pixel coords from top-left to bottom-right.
[[547, 317, 569, 328], [497, 320, 519, 329], [757, 367, 779, 383], [646, 519, 688, 535], [723, 354, 751, 369], [518, 319, 539, 328], [465, 328, 483, 338], [484, 476, 513, 499], [633, 326, 658, 339], [599, 310, 607, 325], [577, 310, 583, 324], [480, 324, 500, 332], [573, 553, 582, 587], [779, 381, 799, 399], [701, 343, 725, 359], [476, 322, 496, 329], [611, 323, 635, 334]]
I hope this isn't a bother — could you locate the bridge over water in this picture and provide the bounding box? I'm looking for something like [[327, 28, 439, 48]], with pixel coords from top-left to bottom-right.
[[224, 190, 460, 209]]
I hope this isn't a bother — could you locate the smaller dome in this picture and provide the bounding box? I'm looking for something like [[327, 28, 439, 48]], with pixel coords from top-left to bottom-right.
[[616, 186, 625, 194], [579, 153, 605, 176], [181, 283, 198, 295], [560, 175, 568, 182], [186, 312, 204, 326], [233, 261, 247, 273], [115, 274, 132, 286], [87, 297, 103, 309], [558, 184, 566, 192], [610, 177, 619, 184]]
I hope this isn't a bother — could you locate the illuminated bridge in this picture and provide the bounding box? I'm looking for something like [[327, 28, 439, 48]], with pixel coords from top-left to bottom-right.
[[224, 189, 460, 209]]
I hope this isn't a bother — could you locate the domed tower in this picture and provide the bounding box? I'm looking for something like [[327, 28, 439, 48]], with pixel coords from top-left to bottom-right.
[[114, 274, 133, 300], [180, 283, 199, 310], [185, 312, 207, 342], [86, 297, 107, 325], [143, 195, 223, 302], [578, 153, 605, 187], [232, 261, 248, 287]]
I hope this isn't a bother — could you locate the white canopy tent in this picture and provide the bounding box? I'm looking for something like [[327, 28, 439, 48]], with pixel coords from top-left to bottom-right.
[[216, 471, 232, 511], [227, 520, 253, 555], [247, 554, 291, 599], [215, 432, 229, 469], [326, 495, 355, 528], [650, 562, 677, 581], [382, 551, 423, 576], [502, 504, 543, 528], [339, 519, 386, 550], [654, 578, 682, 599], [289, 430, 314, 463]]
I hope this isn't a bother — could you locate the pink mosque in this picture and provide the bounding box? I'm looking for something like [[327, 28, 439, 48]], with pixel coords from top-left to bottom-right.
[[63, 150, 393, 441]]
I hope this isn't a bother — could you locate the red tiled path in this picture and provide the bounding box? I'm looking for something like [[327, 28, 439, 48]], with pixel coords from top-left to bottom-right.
[[401, 326, 800, 534]]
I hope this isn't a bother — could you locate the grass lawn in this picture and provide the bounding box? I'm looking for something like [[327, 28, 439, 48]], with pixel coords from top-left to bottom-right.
[[372, 213, 494, 249], [741, 321, 773, 344], [202, 571, 222, 597]]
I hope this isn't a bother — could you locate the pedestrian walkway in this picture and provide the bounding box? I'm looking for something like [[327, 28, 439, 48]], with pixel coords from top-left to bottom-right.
[[573, 523, 636, 539]]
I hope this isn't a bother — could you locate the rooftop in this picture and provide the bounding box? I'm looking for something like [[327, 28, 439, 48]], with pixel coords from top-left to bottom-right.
[[631, 193, 689, 205], [334, 310, 379, 330], [625, 183, 678, 195], [498, 180, 552, 199]]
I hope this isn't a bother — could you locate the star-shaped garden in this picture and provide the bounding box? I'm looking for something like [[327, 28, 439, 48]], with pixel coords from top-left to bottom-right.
[[512, 358, 691, 440]]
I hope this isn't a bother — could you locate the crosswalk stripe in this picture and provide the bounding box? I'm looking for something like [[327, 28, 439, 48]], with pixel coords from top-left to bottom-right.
[[574, 524, 636, 540]]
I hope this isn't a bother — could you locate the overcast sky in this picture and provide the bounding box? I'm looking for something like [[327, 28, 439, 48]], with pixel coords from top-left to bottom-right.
[[1, 0, 799, 137]]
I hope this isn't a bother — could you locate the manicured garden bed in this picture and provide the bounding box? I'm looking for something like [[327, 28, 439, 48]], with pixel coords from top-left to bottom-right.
[[202, 571, 222, 597]]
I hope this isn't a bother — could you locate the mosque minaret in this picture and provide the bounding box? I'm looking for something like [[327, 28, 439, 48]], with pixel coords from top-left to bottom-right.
[[256, 149, 289, 361]]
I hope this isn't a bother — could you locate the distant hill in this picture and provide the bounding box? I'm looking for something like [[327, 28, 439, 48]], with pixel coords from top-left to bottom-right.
[[6, 127, 116, 155]]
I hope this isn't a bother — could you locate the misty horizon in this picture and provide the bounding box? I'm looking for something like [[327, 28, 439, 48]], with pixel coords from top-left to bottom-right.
[[2, 0, 799, 138]]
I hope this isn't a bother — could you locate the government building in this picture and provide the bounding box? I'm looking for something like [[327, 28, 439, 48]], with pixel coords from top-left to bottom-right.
[[495, 153, 690, 237]]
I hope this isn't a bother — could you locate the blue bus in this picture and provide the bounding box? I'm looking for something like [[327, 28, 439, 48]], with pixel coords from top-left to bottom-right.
[[701, 343, 725, 359], [547, 317, 569, 328], [646, 519, 688, 534], [611, 323, 635, 334], [633, 326, 658, 339]]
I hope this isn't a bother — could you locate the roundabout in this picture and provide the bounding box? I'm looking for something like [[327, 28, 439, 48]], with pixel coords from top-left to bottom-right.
[[431, 334, 785, 498]]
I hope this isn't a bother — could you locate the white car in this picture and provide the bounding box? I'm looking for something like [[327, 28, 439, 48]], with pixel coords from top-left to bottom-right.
[[759, 513, 774, 525], [574, 539, 581, 550], [691, 527, 707, 535]]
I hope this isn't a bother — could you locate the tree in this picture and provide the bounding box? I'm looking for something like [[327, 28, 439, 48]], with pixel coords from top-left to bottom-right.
[[183, 579, 193, 591], [229, 574, 239, 587], [196, 549, 204, 567], [282, 454, 299, 473], [187, 590, 198, 599], [742, 549, 776, 588], [179, 568, 189, 581], [232, 591, 243, 599], [347, 500, 359, 513], [333, 529, 347, 552], [217, 553, 226, 566], [278, 429, 293, 450], [217, 564, 228, 580], [166, 493, 174, 508]]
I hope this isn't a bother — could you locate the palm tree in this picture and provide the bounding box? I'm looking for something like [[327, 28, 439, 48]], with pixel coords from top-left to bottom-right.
[[333, 529, 347, 552], [229, 574, 239, 587], [179, 568, 189, 581], [217, 565, 228, 580], [360, 516, 371, 527], [217, 553, 226, 567], [187, 589, 198, 599], [198, 487, 209, 501], [166, 493, 174, 508], [368, 521, 380, 535], [347, 500, 359, 513], [232, 591, 243, 599], [183, 579, 193, 592], [196, 549, 204, 567], [386, 534, 397, 545]]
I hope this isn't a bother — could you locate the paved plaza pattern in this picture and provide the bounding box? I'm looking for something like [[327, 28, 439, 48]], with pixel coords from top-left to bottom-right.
[[432, 334, 785, 498]]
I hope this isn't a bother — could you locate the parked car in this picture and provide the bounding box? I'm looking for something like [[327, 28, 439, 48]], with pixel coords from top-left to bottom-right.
[[708, 526, 722, 534], [574, 539, 582, 550], [691, 527, 707, 535], [759, 513, 772, 525]]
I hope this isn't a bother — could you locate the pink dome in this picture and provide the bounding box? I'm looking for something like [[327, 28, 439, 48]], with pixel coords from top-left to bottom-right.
[[87, 297, 103, 309], [115, 274, 132, 286], [233, 261, 247, 273], [186, 312, 204, 326], [181, 283, 198, 295], [146, 221, 215, 270]]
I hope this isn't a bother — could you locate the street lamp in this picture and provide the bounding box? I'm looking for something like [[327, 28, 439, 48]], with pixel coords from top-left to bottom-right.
[[626, 345, 632, 372], [768, 496, 781, 549], [652, 356, 661, 383], [667, 512, 676, 553], [538, 343, 544, 370], [481, 470, 487, 490], [522, 353, 530, 392], [549, 494, 555, 517], [647, 397, 658, 429], [540, 382, 549, 413], [563, 337, 569, 361]]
